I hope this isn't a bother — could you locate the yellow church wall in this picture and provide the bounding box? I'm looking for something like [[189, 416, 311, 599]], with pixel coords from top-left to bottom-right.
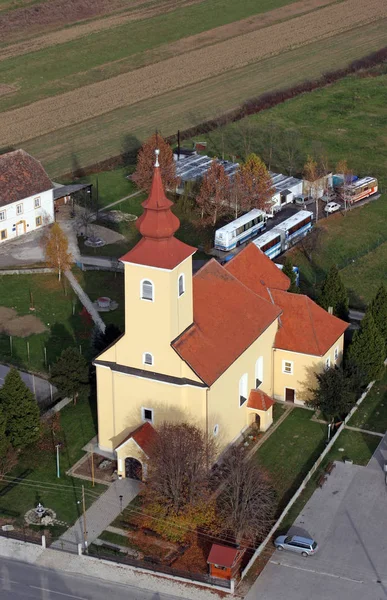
[[273, 334, 344, 405], [207, 320, 278, 448], [96, 364, 206, 451], [116, 439, 147, 479], [113, 255, 194, 378]]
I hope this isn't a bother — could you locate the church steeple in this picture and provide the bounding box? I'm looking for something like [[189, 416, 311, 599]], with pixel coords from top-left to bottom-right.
[[120, 150, 196, 270]]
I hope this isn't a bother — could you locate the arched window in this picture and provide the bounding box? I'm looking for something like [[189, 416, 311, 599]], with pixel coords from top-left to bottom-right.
[[143, 352, 153, 366], [239, 373, 248, 407], [255, 357, 263, 388], [178, 274, 185, 297], [141, 279, 154, 301]]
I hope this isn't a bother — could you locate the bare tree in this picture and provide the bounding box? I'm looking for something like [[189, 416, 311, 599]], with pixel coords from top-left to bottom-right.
[[260, 121, 280, 171], [278, 129, 303, 175], [298, 227, 322, 263], [336, 159, 353, 213], [196, 160, 230, 226], [144, 422, 217, 516], [218, 445, 276, 544]]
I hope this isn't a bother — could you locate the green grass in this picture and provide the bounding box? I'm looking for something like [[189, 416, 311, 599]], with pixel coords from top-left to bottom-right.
[[99, 529, 130, 547], [0, 0, 300, 111], [280, 428, 380, 531], [79, 270, 125, 332], [0, 273, 92, 373], [349, 370, 387, 433], [0, 396, 104, 537], [255, 408, 326, 509], [273, 403, 287, 422]]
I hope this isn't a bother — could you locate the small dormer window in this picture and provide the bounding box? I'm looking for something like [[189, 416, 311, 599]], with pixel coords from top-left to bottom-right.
[[178, 274, 185, 297], [141, 279, 154, 301], [143, 352, 153, 366]]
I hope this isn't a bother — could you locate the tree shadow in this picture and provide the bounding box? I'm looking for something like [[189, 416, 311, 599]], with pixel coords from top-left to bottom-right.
[[45, 323, 75, 368], [121, 134, 141, 175]]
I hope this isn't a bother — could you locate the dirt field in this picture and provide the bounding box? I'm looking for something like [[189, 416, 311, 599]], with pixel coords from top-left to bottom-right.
[[0, 0, 386, 149], [0, 306, 47, 337], [0, 0, 334, 62]]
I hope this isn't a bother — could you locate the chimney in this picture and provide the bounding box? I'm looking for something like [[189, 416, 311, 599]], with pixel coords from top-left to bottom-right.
[[328, 306, 333, 315]]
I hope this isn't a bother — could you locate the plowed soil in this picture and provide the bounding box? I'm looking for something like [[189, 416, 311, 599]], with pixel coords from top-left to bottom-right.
[[1, 0, 386, 147], [0, 0, 333, 62]]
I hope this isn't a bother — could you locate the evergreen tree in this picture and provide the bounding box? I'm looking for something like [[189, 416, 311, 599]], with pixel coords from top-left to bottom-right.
[[347, 312, 385, 384], [50, 348, 89, 405], [307, 366, 355, 421], [0, 368, 40, 448], [368, 284, 387, 346], [0, 405, 9, 458], [319, 265, 348, 320], [93, 324, 122, 355], [282, 257, 299, 293]]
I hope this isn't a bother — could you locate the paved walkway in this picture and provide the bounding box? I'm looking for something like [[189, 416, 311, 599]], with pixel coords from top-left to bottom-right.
[[79, 255, 123, 270], [51, 478, 140, 553], [64, 269, 105, 333]]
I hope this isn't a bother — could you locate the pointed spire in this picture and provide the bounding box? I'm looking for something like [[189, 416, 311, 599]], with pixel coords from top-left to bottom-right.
[[154, 148, 160, 168]]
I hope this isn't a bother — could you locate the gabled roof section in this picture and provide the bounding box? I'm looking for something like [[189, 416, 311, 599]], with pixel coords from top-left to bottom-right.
[[247, 389, 275, 411], [120, 154, 196, 269], [271, 289, 348, 356], [115, 422, 157, 457], [225, 243, 290, 302], [208, 544, 239, 568], [172, 260, 281, 386], [0, 149, 53, 208]]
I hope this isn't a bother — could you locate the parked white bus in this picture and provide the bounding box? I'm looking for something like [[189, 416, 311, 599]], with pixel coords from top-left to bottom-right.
[[273, 210, 313, 249], [214, 209, 267, 251], [253, 229, 283, 260]]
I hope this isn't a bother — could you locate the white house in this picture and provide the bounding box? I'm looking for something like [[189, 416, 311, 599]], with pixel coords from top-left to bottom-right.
[[266, 172, 303, 217], [0, 149, 54, 244]]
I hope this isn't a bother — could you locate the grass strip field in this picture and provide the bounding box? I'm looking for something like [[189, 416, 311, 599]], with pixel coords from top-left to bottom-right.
[[349, 371, 387, 433], [20, 19, 387, 177], [254, 408, 326, 509], [1, 0, 386, 144]]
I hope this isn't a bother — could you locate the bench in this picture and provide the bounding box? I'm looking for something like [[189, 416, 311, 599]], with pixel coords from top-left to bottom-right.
[[317, 474, 327, 488], [325, 461, 336, 475]]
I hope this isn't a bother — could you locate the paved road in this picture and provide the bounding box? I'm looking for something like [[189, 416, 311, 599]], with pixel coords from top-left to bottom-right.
[[0, 556, 181, 600], [247, 438, 387, 600], [0, 364, 55, 405]]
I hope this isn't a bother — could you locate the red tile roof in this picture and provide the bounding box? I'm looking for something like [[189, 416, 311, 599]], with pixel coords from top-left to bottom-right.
[[225, 243, 290, 302], [0, 149, 52, 207], [172, 260, 281, 385], [115, 422, 157, 457], [120, 160, 196, 269], [271, 289, 349, 356], [247, 389, 275, 411], [208, 544, 239, 567]]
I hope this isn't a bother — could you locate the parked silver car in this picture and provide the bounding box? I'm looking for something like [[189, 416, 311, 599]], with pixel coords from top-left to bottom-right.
[[274, 534, 318, 557]]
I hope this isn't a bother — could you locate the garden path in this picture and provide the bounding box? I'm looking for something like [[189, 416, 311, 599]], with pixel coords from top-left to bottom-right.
[[51, 477, 140, 553], [64, 270, 106, 333]]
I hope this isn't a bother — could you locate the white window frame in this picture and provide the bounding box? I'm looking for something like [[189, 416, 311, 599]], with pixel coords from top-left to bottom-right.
[[255, 356, 263, 388], [178, 273, 185, 297], [0, 210, 6, 221], [16, 203, 23, 215], [239, 373, 248, 407], [141, 407, 153, 423], [282, 360, 293, 375], [140, 279, 154, 302], [325, 356, 331, 370], [143, 352, 154, 366], [334, 347, 339, 362], [34, 197, 41, 209]]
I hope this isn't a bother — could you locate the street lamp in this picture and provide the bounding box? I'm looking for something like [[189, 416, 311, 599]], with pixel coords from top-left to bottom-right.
[[119, 495, 123, 514]]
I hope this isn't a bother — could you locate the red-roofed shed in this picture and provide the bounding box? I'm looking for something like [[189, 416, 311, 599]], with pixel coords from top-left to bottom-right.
[[208, 544, 245, 580]]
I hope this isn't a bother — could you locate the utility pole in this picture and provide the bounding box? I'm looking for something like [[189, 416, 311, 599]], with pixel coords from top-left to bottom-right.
[[91, 453, 95, 487], [55, 443, 61, 478], [82, 485, 88, 552]]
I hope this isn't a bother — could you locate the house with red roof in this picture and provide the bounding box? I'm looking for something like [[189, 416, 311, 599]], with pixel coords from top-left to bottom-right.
[[94, 151, 348, 479], [0, 149, 54, 243]]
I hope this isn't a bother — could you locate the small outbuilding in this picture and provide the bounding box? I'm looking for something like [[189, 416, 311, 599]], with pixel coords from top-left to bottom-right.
[[207, 544, 245, 581]]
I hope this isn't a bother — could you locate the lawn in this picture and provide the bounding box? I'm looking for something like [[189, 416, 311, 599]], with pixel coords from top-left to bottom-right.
[[0, 396, 104, 539], [254, 408, 327, 509], [349, 370, 387, 433], [79, 270, 125, 332]]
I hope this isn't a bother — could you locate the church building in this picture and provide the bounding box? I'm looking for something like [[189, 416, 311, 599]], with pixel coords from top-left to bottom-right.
[[95, 152, 348, 479]]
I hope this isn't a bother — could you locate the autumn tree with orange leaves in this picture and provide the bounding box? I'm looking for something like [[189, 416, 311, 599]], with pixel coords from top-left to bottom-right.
[[44, 223, 72, 281], [196, 160, 230, 226], [132, 133, 179, 192], [237, 154, 274, 213]]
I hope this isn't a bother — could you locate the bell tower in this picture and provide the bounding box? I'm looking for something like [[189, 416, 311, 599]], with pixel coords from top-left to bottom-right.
[[114, 150, 196, 377]]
